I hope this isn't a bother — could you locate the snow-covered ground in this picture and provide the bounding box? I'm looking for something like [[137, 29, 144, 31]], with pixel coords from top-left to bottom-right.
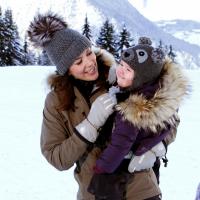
[[0, 66, 199, 200]]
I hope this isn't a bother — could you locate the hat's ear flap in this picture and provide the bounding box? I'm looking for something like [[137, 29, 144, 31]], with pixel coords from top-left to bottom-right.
[[151, 48, 165, 64]]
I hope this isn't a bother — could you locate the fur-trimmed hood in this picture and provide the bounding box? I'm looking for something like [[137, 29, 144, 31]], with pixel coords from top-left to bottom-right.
[[92, 46, 117, 84], [116, 59, 190, 133]]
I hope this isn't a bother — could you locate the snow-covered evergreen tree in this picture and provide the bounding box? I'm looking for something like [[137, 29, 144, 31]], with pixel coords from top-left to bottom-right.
[[0, 7, 6, 66], [0, 9, 24, 66], [168, 45, 176, 62], [118, 24, 134, 54], [96, 19, 118, 58], [158, 39, 163, 49], [22, 39, 36, 65], [23, 40, 29, 65], [38, 50, 52, 66], [157, 39, 169, 55], [82, 15, 92, 40]]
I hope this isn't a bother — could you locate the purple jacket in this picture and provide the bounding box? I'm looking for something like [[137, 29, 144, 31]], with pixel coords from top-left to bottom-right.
[[96, 80, 174, 173], [96, 112, 170, 173]]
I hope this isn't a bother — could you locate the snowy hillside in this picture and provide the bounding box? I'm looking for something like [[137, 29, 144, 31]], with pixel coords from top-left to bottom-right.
[[156, 20, 200, 47], [0, 65, 200, 200], [0, 66, 78, 200], [1, 0, 200, 65]]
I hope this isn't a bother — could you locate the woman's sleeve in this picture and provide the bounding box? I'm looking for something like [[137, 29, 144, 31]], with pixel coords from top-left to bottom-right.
[[40, 92, 88, 171], [163, 113, 180, 146], [96, 113, 138, 173]]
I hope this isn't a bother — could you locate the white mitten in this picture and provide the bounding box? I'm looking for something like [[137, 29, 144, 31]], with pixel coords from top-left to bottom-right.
[[128, 142, 166, 173], [76, 93, 116, 142], [108, 86, 120, 97], [151, 142, 166, 157], [128, 151, 156, 173]]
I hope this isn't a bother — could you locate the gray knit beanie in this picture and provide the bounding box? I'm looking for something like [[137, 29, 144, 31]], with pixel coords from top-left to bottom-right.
[[27, 12, 91, 75], [121, 37, 165, 90]]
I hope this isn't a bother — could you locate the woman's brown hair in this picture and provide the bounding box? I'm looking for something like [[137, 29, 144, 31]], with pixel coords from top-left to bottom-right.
[[48, 73, 76, 111]]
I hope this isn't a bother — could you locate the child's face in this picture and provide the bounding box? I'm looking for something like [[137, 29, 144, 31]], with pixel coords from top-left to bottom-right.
[[116, 60, 134, 88]]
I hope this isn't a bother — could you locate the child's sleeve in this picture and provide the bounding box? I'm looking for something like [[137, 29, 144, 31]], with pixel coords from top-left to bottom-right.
[[134, 112, 180, 156], [95, 112, 138, 173]]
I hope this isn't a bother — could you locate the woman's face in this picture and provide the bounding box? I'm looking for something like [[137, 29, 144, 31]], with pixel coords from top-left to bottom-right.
[[68, 48, 98, 81], [116, 60, 134, 88]]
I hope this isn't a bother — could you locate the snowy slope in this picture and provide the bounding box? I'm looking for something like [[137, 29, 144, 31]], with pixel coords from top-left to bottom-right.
[[87, 0, 200, 57], [1, 0, 200, 60], [0, 66, 77, 200], [0, 66, 200, 200], [156, 20, 200, 47]]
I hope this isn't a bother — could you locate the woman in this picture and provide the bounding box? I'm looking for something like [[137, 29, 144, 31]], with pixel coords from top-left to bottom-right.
[[88, 37, 189, 200], [28, 13, 162, 200]]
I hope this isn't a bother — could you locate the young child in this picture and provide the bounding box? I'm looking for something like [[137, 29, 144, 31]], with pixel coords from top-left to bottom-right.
[[88, 37, 189, 200]]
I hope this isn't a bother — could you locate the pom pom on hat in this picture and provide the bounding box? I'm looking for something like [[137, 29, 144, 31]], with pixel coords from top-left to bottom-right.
[[27, 12, 67, 48], [27, 12, 91, 75], [138, 37, 152, 46]]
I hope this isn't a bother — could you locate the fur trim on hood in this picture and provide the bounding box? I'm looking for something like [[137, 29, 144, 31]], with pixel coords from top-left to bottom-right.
[[116, 59, 190, 133], [92, 46, 117, 84]]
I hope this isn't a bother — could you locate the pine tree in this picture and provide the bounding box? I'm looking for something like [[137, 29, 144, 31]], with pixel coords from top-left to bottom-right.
[[38, 50, 52, 66], [82, 15, 92, 40], [168, 45, 176, 62], [23, 39, 29, 65], [118, 24, 134, 53], [22, 38, 36, 65], [0, 7, 6, 66], [158, 39, 163, 49], [1, 9, 24, 66], [157, 39, 168, 55], [96, 19, 118, 57]]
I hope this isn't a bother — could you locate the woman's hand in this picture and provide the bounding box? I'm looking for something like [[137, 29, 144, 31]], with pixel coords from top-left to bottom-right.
[[76, 93, 116, 142], [88, 93, 117, 129]]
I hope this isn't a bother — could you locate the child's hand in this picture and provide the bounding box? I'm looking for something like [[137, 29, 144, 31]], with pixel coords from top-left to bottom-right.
[[108, 86, 120, 98]]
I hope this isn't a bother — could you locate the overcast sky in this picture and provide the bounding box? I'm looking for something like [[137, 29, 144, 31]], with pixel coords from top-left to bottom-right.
[[130, 0, 200, 22]]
